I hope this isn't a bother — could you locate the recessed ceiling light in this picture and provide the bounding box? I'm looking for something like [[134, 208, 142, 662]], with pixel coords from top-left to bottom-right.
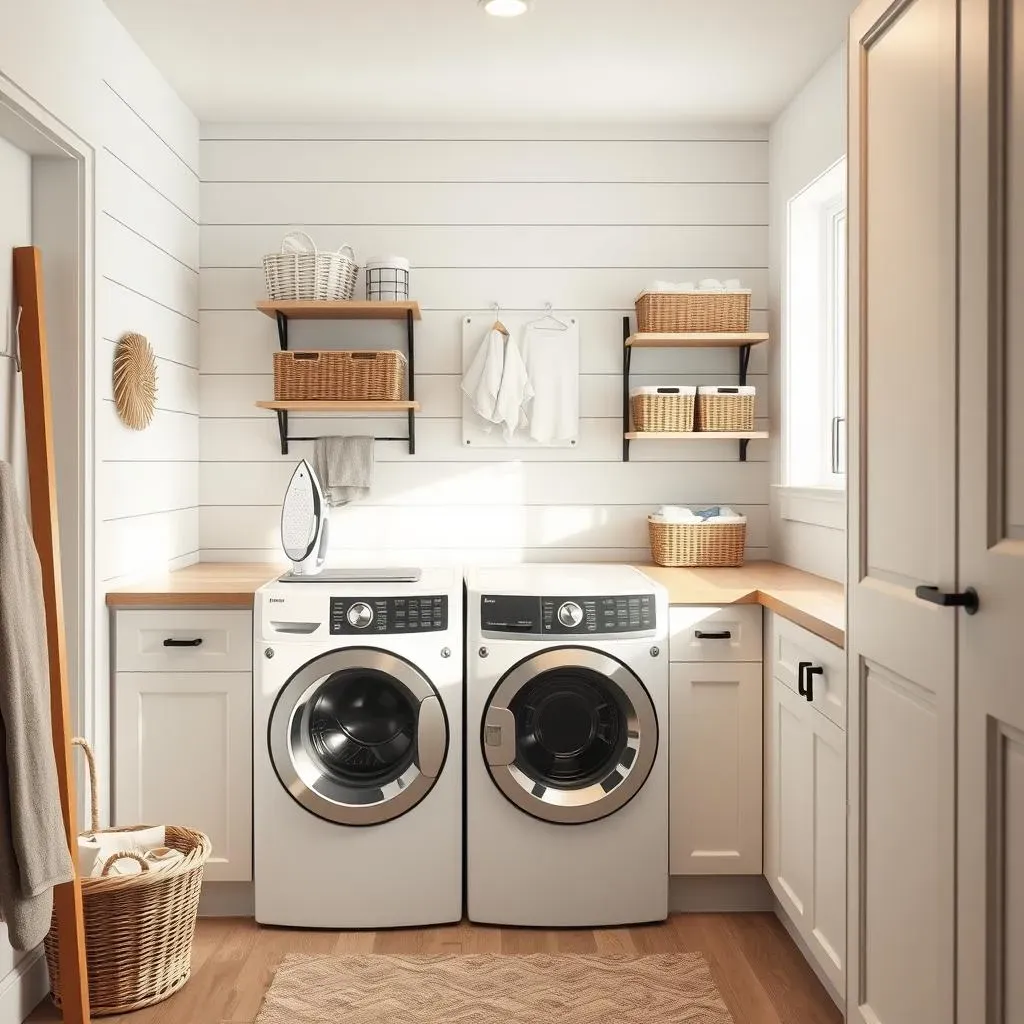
[[479, 0, 532, 17]]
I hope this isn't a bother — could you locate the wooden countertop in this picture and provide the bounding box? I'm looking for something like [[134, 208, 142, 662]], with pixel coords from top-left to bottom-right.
[[107, 561, 844, 647]]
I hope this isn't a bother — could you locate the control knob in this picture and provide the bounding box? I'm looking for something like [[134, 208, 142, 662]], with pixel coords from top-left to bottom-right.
[[346, 602, 374, 629], [557, 601, 584, 629]]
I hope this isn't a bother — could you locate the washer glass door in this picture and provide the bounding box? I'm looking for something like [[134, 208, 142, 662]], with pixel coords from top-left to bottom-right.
[[270, 648, 447, 825], [482, 647, 657, 824]]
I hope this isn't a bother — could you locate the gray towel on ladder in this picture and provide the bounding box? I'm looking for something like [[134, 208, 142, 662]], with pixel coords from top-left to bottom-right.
[[0, 462, 74, 950], [311, 436, 374, 507]]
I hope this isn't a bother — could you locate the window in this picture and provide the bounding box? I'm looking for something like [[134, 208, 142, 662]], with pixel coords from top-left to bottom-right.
[[784, 157, 847, 491]]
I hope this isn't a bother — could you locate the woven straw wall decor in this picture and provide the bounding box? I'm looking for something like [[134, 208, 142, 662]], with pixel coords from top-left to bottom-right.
[[113, 332, 158, 430]]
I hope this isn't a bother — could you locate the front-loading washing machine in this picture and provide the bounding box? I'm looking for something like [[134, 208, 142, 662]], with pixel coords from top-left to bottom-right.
[[254, 568, 462, 928], [465, 564, 669, 927]]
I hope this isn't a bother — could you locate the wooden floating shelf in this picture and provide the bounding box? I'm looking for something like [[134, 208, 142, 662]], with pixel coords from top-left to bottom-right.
[[256, 300, 422, 321], [624, 430, 769, 441], [256, 400, 419, 413], [625, 332, 769, 348]]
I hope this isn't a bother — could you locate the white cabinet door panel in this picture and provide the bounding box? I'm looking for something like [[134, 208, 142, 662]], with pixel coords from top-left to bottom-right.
[[669, 661, 762, 875], [116, 609, 252, 673], [770, 614, 846, 729], [115, 671, 252, 882]]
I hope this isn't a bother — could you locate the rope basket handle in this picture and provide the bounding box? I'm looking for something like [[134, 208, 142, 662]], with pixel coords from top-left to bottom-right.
[[335, 244, 355, 260], [71, 737, 100, 833], [99, 850, 151, 877], [280, 230, 317, 255]]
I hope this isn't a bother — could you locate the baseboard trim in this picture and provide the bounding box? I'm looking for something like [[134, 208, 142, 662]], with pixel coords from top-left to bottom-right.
[[771, 898, 844, 1010], [200, 882, 255, 917], [0, 949, 49, 1024], [669, 875, 773, 913]]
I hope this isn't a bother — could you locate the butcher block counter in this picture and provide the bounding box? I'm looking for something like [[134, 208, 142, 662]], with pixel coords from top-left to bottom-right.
[[106, 560, 844, 647]]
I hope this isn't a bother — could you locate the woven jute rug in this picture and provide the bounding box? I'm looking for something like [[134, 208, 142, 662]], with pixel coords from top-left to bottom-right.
[[254, 952, 735, 1024]]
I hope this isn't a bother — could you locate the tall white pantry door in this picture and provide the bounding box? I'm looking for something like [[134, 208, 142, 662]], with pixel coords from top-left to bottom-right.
[[958, 0, 1024, 1020], [847, 0, 958, 1022]]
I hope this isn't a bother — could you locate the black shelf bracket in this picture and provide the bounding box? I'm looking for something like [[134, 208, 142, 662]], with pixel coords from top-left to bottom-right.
[[738, 343, 752, 385], [275, 311, 289, 350], [406, 308, 417, 456], [622, 315, 633, 462], [273, 409, 412, 457], [739, 438, 751, 462]]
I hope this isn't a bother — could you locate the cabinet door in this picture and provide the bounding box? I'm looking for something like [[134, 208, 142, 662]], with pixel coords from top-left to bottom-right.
[[766, 676, 846, 993], [115, 672, 252, 882], [669, 661, 762, 875]]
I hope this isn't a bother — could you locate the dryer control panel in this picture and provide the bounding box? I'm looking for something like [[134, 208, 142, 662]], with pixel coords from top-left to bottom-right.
[[330, 595, 448, 634], [480, 594, 656, 636]]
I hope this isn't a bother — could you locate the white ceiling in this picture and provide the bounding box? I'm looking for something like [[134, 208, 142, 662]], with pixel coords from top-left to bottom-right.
[[104, 0, 855, 123]]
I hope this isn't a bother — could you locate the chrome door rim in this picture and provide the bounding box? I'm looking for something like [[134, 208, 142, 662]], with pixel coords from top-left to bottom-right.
[[482, 647, 658, 825], [269, 648, 447, 826]]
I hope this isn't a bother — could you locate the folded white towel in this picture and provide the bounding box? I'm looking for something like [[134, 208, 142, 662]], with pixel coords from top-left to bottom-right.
[[651, 505, 746, 525], [82, 825, 166, 878], [94, 845, 185, 878], [641, 279, 750, 296], [522, 323, 579, 445], [494, 332, 534, 441], [461, 328, 506, 428]]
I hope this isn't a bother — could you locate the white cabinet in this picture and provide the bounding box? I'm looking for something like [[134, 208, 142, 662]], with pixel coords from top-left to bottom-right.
[[113, 610, 253, 883], [668, 604, 763, 876], [670, 662, 762, 874], [764, 614, 846, 994]]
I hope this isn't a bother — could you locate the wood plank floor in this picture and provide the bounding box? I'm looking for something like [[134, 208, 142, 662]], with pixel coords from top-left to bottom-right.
[[29, 914, 842, 1024]]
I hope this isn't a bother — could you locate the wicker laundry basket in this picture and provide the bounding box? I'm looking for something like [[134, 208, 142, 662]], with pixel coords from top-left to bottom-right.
[[44, 739, 211, 1016], [696, 386, 756, 432], [273, 350, 407, 401], [629, 386, 696, 432], [649, 518, 747, 568], [262, 230, 358, 301], [635, 291, 751, 333]]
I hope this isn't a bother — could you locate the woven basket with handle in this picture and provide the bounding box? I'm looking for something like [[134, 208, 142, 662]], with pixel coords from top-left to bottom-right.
[[44, 739, 211, 1016], [635, 291, 751, 333], [696, 390, 756, 432], [273, 349, 407, 401], [649, 518, 747, 568], [262, 230, 358, 301]]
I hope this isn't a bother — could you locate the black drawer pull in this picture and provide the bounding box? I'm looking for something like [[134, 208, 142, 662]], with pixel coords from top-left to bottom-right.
[[695, 630, 732, 640], [800, 664, 824, 702], [915, 585, 979, 615], [163, 638, 203, 648], [797, 660, 812, 696]]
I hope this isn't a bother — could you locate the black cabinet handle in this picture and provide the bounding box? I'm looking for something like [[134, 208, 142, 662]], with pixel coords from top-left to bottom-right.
[[163, 638, 203, 648], [804, 666, 824, 702], [797, 661, 812, 697], [914, 586, 980, 615], [695, 630, 732, 640]]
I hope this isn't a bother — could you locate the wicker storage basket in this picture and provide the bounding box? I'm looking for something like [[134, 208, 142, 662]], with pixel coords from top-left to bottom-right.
[[649, 518, 747, 568], [630, 386, 696, 432], [635, 291, 751, 333], [273, 350, 407, 401], [262, 230, 358, 302], [44, 739, 211, 1016], [696, 386, 756, 432]]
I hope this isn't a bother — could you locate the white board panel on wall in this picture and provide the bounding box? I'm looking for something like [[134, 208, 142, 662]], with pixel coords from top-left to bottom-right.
[[461, 314, 579, 450]]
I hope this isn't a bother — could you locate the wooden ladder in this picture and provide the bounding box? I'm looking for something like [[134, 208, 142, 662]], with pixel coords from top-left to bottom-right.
[[13, 246, 91, 1024]]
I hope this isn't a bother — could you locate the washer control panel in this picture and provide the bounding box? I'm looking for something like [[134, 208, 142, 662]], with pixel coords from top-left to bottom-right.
[[330, 595, 448, 634], [480, 594, 656, 635]]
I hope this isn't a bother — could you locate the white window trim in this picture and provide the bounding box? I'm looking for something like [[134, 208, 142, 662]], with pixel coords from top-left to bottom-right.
[[774, 484, 846, 531]]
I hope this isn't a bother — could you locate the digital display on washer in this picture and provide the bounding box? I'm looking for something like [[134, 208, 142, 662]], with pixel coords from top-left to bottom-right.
[[480, 594, 655, 634], [329, 595, 448, 634]]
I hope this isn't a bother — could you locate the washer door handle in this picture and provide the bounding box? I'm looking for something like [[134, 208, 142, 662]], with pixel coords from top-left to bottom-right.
[[483, 707, 517, 767], [417, 695, 447, 779]]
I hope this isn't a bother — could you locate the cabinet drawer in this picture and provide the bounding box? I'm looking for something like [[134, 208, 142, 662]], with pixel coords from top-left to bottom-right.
[[669, 606, 762, 662], [115, 610, 253, 673], [770, 614, 846, 730]]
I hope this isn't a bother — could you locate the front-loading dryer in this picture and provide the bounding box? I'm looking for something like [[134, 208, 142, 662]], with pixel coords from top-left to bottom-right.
[[254, 568, 462, 928], [465, 564, 669, 927]]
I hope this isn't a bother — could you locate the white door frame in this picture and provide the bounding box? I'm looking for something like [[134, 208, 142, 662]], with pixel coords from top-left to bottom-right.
[[0, 74, 95, 783]]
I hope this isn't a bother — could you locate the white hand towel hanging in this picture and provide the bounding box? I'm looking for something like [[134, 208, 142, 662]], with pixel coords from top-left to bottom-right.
[[521, 321, 579, 444], [493, 332, 534, 441], [461, 328, 506, 428]]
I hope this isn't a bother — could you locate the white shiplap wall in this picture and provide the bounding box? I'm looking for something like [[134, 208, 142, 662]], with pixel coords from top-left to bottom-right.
[[98, 77, 200, 582], [199, 124, 769, 565]]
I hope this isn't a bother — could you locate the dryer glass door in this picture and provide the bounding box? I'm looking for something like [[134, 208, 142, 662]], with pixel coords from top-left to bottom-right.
[[482, 647, 658, 824], [270, 649, 448, 825]]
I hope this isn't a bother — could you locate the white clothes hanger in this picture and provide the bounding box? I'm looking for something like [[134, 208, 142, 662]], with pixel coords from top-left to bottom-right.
[[525, 302, 569, 331]]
